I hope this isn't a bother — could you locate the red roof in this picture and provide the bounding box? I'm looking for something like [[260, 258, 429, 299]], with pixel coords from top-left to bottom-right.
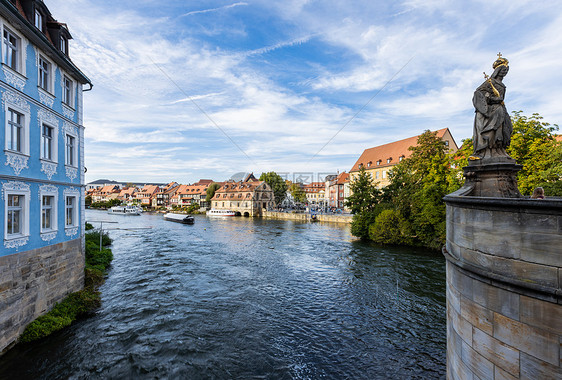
[[350, 128, 454, 172]]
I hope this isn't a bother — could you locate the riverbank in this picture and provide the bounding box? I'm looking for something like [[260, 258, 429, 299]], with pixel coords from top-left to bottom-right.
[[16, 226, 114, 344], [262, 211, 352, 224]]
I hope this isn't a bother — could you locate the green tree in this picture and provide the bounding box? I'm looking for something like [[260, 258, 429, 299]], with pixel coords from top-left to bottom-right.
[[369, 209, 414, 245], [289, 183, 307, 204], [346, 167, 385, 239], [259, 172, 288, 206], [383, 130, 453, 249], [345, 167, 381, 214], [206, 182, 221, 201], [508, 112, 560, 195]]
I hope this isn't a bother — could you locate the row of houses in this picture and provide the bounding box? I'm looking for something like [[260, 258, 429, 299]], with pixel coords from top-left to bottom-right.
[[86, 128, 459, 214], [296, 128, 458, 211], [86, 179, 214, 209]]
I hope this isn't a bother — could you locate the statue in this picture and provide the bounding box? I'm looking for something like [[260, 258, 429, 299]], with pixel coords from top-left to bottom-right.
[[471, 53, 513, 159]]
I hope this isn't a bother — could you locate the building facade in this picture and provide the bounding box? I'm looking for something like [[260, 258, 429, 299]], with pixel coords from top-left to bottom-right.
[[211, 174, 274, 216], [349, 128, 458, 188], [0, 0, 91, 353]]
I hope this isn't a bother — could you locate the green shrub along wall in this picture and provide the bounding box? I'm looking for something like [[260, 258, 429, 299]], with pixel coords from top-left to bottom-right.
[[19, 225, 114, 343]]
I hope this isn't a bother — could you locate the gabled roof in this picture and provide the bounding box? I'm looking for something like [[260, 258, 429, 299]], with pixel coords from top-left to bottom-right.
[[350, 128, 455, 172]]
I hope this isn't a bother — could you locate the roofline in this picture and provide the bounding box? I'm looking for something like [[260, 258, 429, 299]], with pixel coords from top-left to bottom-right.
[[0, 0, 92, 85]]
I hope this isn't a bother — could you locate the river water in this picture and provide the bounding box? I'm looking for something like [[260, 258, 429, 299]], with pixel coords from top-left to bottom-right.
[[0, 210, 446, 379]]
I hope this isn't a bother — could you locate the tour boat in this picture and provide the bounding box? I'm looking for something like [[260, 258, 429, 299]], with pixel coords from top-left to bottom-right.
[[163, 213, 195, 224], [108, 205, 142, 215], [206, 209, 236, 217]]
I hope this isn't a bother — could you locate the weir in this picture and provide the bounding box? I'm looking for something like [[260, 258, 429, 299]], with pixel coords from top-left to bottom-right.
[[443, 54, 562, 379]]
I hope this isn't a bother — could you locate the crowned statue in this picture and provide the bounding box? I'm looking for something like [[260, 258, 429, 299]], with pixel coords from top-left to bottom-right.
[[471, 53, 512, 160]]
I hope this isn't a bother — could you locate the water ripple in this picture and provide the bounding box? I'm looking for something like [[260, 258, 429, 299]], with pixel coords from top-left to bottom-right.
[[0, 211, 446, 379]]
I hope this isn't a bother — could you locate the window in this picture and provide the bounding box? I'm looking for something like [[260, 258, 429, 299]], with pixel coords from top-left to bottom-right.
[[375, 172, 379, 179], [65, 196, 77, 227], [39, 56, 51, 92], [42, 195, 55, 231], [387, 158, 392, 163], [6, 109, 23, 152], [7, 194, 23, 236], [3, 28, 19, 71], [62, 76, 73, 106], [399, 155, 404, 162], [60, 36, 67, 55], [382, 171, 387, 179], [34, 10, 43, 30], [41, 124, 54, 161], [65, 134, 76, 166], [444, 140, 449, 146]]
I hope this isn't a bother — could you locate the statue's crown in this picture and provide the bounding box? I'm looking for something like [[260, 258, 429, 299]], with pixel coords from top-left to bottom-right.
[[493, 52, 509, 69]]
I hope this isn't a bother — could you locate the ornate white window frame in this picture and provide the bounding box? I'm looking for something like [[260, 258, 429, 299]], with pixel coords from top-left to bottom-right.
[[63, 187, 79, 236], [3, 90, 31, 176], [39, 184, 58, 240], [2, 180, 30, 249]]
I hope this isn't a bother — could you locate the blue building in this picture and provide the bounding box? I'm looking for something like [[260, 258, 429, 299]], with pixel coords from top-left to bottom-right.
[[0, 0, 91, 352]]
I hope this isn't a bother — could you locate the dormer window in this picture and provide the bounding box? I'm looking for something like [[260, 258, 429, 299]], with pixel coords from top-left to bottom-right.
[[60, 36, 67, 55], [387, 158, 392, 164], [376, 160, 381, 165], [367, 161, 372, 167], [34, 10, 43, 31], [358, 163, 363, 169], [399, 155, 405, 162]]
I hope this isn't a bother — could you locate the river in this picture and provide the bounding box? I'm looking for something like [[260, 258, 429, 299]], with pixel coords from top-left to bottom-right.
[[0, 210, 446, 379]]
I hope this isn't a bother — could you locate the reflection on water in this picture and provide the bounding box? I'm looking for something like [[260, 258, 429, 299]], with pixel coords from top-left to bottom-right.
[[0, 210, 446, 379]]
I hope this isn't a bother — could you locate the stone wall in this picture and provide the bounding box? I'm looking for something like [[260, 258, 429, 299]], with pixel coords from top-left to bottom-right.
[[263, 211, 352, 224], [443, 196, 561, 379], [0, 238, 84, 353]]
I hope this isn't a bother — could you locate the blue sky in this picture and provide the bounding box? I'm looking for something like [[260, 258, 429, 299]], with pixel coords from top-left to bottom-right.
[[47, 0, 562, 184]]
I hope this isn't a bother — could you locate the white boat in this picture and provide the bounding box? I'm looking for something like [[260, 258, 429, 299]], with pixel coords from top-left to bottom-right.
[[108, 205, 142, 215], [206, 209, 236, 217], [164, 213, 195, 224]]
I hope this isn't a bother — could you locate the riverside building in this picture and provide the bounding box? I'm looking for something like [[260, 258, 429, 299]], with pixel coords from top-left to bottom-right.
[[0, 0, 91, 353]]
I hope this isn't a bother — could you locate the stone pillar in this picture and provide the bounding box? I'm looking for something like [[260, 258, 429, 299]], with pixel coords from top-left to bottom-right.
[[443, 195, 562, 379]]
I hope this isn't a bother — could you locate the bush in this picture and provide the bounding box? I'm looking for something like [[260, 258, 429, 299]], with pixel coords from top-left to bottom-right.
[[350, 211, 378, 240], [369, 209, 414, 245], [85, 222, 94, 231], [85, 230, 112, 247], [19, 288, 101, 343]]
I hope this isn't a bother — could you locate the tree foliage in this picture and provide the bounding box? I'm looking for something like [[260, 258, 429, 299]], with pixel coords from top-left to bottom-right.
[[206, 182, 221, 201], [289, 183, 307, 203], [345, 167, 382, 214], [259, 172, 288, 206], [507, 111, 561, 195]]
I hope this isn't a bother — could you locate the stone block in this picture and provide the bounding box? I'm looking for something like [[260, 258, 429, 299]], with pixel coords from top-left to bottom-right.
[[494, 312, 559, 366], [472, 279, 519, 321], [494, 365, 518, 380], [518, 232, 562, 267], [519, 213, 558, 234], [472, 327, 519, 377], [450, 265, 473, 301], [461, 297, 493, 335], [520, 296, 562, 336], [448, 282, 461, 315], [449, 301, 473, 345], [491, 210, 522, 230], [520, 352, 562, 380], [461, 340, 494, 380], [460, 249, 558, 291], [471, 224, 521, 259], [452, 222, 475, 251]]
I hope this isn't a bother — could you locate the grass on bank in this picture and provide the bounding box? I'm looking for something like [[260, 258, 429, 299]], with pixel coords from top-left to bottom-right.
[[19, 223, 113, 343]]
